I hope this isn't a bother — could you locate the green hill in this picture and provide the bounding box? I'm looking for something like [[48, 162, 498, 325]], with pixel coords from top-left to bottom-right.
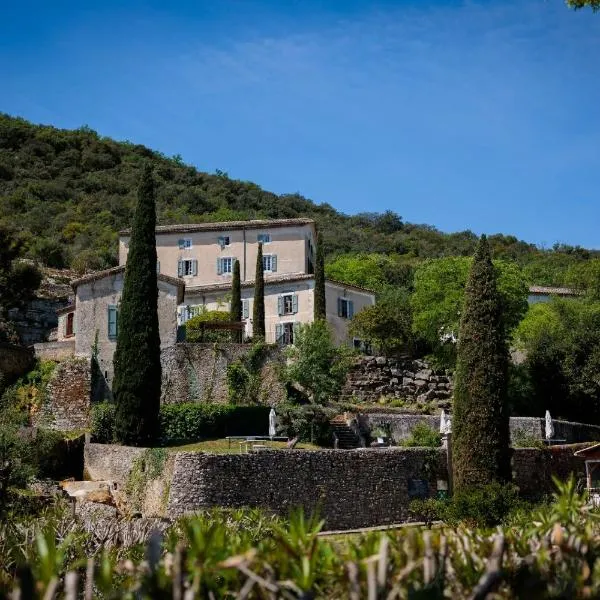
[[0, 113, 595, 284]]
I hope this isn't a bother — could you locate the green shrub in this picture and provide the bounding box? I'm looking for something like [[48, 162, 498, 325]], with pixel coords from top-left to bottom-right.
[[408, 497, 446, 528], [276, 404, 336, 446], [401, 422, 441, 448], [226, 342, 270, 404], [91, 401, 116, 443], [158, 404, 270, 444], [185, 310, 232, 342], [443, 482, 523, 528]]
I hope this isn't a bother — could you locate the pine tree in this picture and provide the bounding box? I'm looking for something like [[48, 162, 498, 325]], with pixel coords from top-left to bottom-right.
[[230, 259, 242, 343], [452, 235, 511, 492], [113, 165, 162, 446], [314, 231, 326, 321], [253, 242, 266, 340]]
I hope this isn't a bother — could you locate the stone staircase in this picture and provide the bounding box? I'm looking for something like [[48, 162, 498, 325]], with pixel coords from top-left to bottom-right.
[[330, 414, 362, 449]]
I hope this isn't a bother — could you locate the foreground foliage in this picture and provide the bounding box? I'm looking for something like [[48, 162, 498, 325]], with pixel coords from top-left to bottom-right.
[[3, 479, 600, 598]]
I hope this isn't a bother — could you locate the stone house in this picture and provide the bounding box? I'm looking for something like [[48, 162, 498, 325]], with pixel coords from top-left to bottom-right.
[[53, 219, 375, 382]]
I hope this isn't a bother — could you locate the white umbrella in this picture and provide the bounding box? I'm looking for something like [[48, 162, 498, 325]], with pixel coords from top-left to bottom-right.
[[439, 410, 447, 434], [269, 408, 277, 439], [545, 410, 554, 440]]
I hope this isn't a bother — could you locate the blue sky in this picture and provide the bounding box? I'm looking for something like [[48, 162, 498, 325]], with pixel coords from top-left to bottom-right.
[[2, 0, 599, 248]]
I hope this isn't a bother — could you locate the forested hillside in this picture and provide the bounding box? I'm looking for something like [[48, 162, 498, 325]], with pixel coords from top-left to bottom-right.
[[0, 113, 596, 283]]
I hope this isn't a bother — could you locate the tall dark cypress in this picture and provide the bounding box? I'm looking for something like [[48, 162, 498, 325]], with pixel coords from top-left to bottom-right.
[[230, 259, 242, 343], [253, 242, 266, 340], [314, 231, 326, 321], [452, 235, 511, 492], [113, 165, 161, 446]]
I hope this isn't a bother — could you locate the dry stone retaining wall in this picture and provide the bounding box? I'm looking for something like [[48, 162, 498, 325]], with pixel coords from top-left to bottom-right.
[[0, 342, 34, 384], [84, 443, 147, 486], [342, 356, 453, 408]]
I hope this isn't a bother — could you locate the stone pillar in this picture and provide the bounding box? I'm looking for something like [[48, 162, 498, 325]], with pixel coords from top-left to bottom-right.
[[442, 432, 453, 495]]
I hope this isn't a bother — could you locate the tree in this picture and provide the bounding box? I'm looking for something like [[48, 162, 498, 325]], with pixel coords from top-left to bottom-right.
[[285, 321, 353, 404], [314, 231, 326, 321], [411, 256, 528, 364], [349, 287, 414, 356], [253, 242, 265, 340], [452, 236, 511, 492], [113, 165, 162, 446], [230, 259, 242, 342], [567, 0, 600, 10]]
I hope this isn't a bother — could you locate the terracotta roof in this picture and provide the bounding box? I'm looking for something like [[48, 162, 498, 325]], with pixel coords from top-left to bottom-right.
[[71, 266, 185, 290], [528, 285, 578, 296], [119, 218, 316, 236], [56, 304, 75, 316], [186, 275, 376, 296]]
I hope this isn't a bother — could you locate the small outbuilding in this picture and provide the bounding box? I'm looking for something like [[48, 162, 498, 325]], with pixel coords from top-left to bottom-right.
[[574, 444, 600, 506]]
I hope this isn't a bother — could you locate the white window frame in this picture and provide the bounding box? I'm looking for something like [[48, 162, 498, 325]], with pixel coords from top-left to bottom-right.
[[263, 254, 277, 272], [181, 259, 195, 276], [220, 257, 234, 275], [257, 233, 271, 244], [338, 297, 353, 319]]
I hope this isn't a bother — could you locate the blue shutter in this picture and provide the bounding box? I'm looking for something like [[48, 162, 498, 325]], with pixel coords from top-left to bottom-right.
[[337, 297, 343, 317], [278, 296, 284, 316], [177, 260, 183, 277], [292, 294, 298, 314], [218, 236, 224, 248], [192, 260, 198, 276], [271, 255, 277, 272], [348, 300, 354, 319], [178, 239, 185, 249], [107, 305, 118, 338], [217, 258, 222, 275], [242, 299, 249, 319], [275, 323, 283, 343]]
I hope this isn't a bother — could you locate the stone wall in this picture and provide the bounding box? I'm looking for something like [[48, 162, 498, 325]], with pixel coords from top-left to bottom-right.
[[167, 448, 448, 529], [33, 340, 75, 362], [161, 343, 286, 405], [35, 357, 91, 431], [0, 342, 34, 384], [165, 445, 586, 529], [342, 356, 453, 409], [359, 413, 600, 446], [84, 442, 146, 486]]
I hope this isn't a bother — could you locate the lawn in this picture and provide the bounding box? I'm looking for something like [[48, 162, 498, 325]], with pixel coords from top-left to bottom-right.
[[169, 438, 322, 454]]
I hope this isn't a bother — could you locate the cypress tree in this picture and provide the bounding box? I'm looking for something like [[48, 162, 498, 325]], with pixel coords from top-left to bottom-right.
[[452, 235, 511, 492], [230, 259, 242, 342], [314, 231, 326, 321], [253, 242, 266, 340], [113, 165, 162, 446]]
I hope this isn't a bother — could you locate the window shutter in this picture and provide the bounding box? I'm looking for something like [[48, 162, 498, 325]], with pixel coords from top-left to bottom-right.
[[217, 258, 222, 275], [348, 300, 354, 319], [178, 239, 185, 249], [156, 260, 160, 274], [337, 297, 343, 317], [192, 260, 198, 276], [218, 236, 224, 248], [177, 260, 183, 277], [292, 294, 299, 314], [108, 305, 118, 338], [242, 299, 249, 319], [271, 255, 277, 272], [277, 296, 284, 316], [275, 323, 283, 343]]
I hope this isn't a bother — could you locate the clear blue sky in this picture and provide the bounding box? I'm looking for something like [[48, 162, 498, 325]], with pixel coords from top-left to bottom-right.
[[2, 1, 599, 248]]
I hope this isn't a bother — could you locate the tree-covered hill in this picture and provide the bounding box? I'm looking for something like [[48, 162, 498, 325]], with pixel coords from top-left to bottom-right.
[[0, 113, 596, 283]]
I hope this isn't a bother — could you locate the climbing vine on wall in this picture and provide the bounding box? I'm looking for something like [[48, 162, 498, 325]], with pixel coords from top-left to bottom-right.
[[226, 342, 270, 405]]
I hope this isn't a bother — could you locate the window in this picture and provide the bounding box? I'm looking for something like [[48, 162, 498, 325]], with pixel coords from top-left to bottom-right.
[[178, 259, 198, 277], [218, 236, 231, 248], [337, 297, 354, 319], [107, 304, 118, 338], [242, 299, 250, 319], [278, 293, 298, 316], [217, 257, 235, 275], [276, 322, 296, 346], [257, 233, 271, 244], [178, 238, 192, 249], [263, 254, 277, 272], [65, 312, 74, 337]]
